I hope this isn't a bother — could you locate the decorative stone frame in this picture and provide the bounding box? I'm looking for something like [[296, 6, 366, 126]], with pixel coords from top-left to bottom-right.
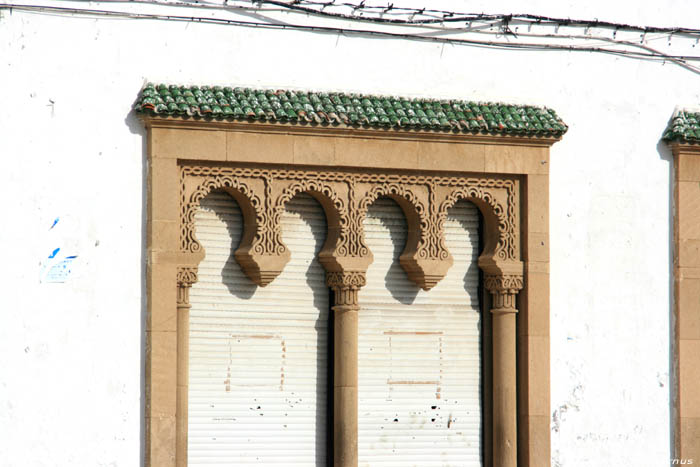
[[669, 143, 700, 464], [143, 118, 557, 467]]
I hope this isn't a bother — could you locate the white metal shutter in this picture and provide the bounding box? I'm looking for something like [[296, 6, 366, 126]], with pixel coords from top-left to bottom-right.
[[188, 192, 328, 466], [358, 198, 481, 467]]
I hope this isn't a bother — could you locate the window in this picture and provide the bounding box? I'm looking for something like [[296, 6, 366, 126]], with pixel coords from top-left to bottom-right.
[[188, 192, 329, 465], [140, 83, 562, 467]]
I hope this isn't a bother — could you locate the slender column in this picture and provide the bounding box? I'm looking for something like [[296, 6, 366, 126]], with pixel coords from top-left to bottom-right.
[[485, 273, 523, 467], [327, 271, 366, 467], [176, 267, 197, 467]]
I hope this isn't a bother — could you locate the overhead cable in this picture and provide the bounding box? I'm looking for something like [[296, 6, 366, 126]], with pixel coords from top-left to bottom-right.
[[1, 2, 699, 74]]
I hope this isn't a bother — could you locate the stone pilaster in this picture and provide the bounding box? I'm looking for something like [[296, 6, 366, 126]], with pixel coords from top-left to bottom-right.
[[176, 267, 197, 467], [485, 270, 523, 467], [326, 271, 365, 467]]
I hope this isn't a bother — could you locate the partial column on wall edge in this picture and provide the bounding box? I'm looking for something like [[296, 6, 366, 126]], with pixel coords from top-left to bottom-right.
[[673, 146, 700, 464]]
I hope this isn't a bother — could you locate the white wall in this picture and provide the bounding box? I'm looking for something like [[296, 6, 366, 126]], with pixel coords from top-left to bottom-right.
[[1, 1, 697, 465]]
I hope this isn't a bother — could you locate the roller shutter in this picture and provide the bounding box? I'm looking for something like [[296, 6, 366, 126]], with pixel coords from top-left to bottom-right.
[[188, 192, 328, 466], [358, 198, 482, 467]]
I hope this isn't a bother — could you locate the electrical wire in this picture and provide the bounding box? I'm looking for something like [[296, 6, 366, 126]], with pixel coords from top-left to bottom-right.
[[467, 28, 700, 74], [1, 2, 699, 73], [241, 0, 700, 36], [58, 0, 288, 14], [46, 0, 700, 37]]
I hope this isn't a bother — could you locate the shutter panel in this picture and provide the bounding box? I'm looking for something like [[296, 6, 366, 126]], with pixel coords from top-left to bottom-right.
[[358, 198, 482, 467], [188, 192, 328, 466]]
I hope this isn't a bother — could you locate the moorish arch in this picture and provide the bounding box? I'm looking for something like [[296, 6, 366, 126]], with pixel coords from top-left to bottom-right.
[[356, 182, 435, 290], [275, 179, 351, 275]]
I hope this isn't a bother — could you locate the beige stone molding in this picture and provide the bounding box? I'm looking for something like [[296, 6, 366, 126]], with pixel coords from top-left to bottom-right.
[[143, 116, 557, 467], [669, 143, 700, 464]]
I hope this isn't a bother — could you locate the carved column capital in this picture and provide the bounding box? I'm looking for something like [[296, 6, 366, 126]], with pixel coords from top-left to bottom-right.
[[177, 266, 198, 308], [177, 266, 198, 287], [326, 271, 366, 308], [484, 273, 524, 293], [484, 273, 523, 313], [326, 271, 367, 289]]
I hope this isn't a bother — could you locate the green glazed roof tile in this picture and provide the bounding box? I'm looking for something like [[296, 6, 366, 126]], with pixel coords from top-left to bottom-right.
[[663, 109, 700, 144], [136, 83, 567, 138]]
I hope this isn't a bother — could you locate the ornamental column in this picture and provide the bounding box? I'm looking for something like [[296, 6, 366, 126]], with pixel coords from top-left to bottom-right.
[[326, 271, 366, 467], [484, 269, 523, 467], [176, 267, 197, 467]]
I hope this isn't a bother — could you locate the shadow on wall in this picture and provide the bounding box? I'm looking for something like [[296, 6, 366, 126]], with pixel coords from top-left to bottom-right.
[[283, 193, 329, 311], [283, 194, 329, 467], [366, 197, 481, 304], [201, 192, 258, 300], [447, 199, 481, 297], [365, 197, 421, 305]]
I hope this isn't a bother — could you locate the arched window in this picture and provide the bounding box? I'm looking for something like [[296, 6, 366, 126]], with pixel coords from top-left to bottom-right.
[[140, 83, 563, 467], [188, 192, 329, 465]]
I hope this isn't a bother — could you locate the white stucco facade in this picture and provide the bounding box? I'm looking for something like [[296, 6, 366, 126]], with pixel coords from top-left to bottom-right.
[[1, 1, 697, 465]]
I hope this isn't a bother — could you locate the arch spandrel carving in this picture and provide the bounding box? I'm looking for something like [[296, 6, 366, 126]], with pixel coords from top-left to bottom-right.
[[274, 179, 352, 275], [180, 174, 262, 254], [356, 182, 449, 291], [179, 165, 521, 290], [180, 171, 288, 287], [438, 183, 515, 263]]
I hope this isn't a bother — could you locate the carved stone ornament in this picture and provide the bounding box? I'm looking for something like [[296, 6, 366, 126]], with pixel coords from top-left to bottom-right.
[[326, 271, 367, 289], [180, 165, 519, 291], [484, 273, 524, 313], [176, 266, 198, 307], [326, 271, 367, 307]]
